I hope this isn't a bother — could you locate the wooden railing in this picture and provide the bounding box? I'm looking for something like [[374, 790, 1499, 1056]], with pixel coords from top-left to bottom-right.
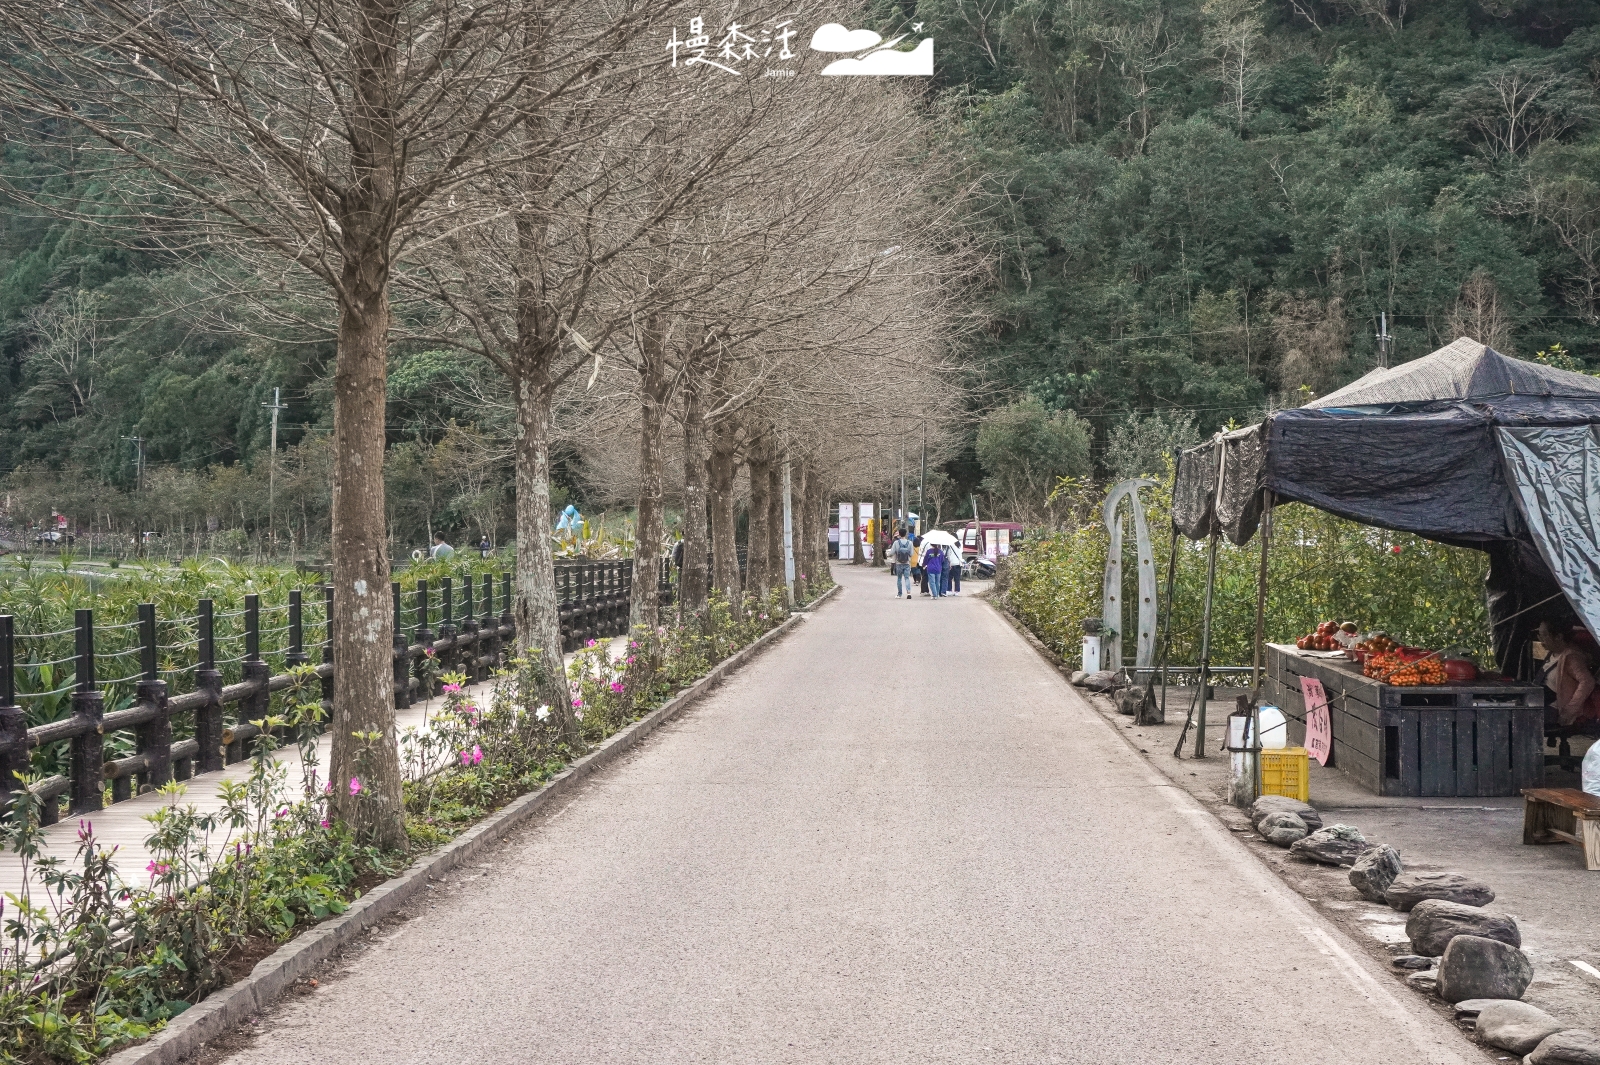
[[0, 559, 673, 824]]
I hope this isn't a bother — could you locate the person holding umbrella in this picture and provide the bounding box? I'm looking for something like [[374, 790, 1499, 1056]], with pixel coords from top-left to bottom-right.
[[923, 539, 946, 598]]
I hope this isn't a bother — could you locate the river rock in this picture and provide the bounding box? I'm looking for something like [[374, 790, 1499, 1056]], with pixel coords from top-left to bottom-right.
[[1350, 845, 1403, 902], [1290, 824, 1368, 866], [1407, 899, 1520, 956], [1081, 670, 1122, 692], [1527, 1030, 1600, 1065], [1474, 1001, 1568, 1055], [1454, 999, 1501, 1019], [1392, 955, 1438, 971], [1407, 969, 1439, 994], [1250, 795, 1324, 832], [1258, 811, 1310, 846], [1436, 935, 1533, 1003], [1385, 870, 1495, 911]]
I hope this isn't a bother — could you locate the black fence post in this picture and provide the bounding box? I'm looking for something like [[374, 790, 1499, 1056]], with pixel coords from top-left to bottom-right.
[[460, 574, 480, 682], [482, 574, 500, 671], [438, 577, 457, 679], [500, 573, 513, 657], [69, 609, 105, 814], [413, 580, 433, 698], [197, 599, 224, 774], [287, 589, 309, 670], [321, 585, 335, 712], [134, 602, 171, 796], [392, 582, 411, 709], [0, 616, 26, 813], [237, 593, 270, 761]]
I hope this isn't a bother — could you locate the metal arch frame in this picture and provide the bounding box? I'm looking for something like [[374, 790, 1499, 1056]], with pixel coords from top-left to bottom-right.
[[1102, 478, 1161, 674]]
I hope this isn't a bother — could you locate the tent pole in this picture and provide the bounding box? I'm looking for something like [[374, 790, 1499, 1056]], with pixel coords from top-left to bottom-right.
[[1249, 490, 1275, 800], [1192, 530, 1220, 759]]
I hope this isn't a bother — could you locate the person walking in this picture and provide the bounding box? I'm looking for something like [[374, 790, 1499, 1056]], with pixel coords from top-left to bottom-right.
[[912, 535, 930, 596], [430, 533, 455, 562], [923, 542, 946, 599], [948, 547, 963, 595], [478, 536, 492, 559], [890, 528, 915, 598]]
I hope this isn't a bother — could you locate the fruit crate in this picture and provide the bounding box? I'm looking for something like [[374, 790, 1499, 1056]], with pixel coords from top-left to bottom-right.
[[1264, 644, 1545, 797], [1260, 746, 1310, 801]]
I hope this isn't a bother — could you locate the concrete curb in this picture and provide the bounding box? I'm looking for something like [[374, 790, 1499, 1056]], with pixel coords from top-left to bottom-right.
[[794, 582, 840, 612], [107, 607, 815, 1065]]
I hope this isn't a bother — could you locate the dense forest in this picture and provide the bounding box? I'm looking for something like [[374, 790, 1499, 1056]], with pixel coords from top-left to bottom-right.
[[3, 0, 1599, 539]]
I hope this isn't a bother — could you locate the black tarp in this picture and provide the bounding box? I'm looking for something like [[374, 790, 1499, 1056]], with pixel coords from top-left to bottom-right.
[[1172, 338, 1600, 675]]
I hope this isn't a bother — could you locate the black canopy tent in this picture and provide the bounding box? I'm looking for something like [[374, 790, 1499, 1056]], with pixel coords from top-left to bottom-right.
[[1172, 337, 1600, 683]]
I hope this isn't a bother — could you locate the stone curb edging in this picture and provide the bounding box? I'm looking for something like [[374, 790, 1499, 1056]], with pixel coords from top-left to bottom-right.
[[794, 582, 840, 612], [107, 605, 820, 1065]]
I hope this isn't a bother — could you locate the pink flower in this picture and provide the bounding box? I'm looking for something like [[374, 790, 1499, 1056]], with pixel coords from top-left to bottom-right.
[[275, 807, 290, 819], [442, 682, 462, 694], [349, 777, 362, 796], [324, 780, 333, 795], [471, 745, 483, 766], [629, 641, 638, 649], [625, 656, 635, 665], [460, 748, 473, 767], [609, 681, 624, 694], [586, 639, 597, 648], [572, 696, 583, 708], [424, 647, 436, 658], [320, 818, 330, 829], [77, 819, 92, 842], [146, 860, 170, 878]]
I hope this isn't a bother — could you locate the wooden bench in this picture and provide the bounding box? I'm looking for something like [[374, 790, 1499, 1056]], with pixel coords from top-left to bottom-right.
[[1523, 788, 1600, 870]]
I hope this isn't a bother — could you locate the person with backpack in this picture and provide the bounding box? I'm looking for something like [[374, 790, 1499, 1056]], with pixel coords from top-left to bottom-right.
[[891, 529, 915, 598], [923, 542, 946, 598]]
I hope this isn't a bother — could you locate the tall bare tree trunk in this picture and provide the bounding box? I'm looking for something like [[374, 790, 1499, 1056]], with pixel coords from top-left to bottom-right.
[[328, 272, 403, 848], [631, 341, 671, 628], [681, 381, 710, 617], [808, 471, 829, 585], [328, 3, 404, 850], [709, 419, 740, 601], [512, 366, 576, 728], [767, 457, 785, 591], [747, 435, 772, 597]]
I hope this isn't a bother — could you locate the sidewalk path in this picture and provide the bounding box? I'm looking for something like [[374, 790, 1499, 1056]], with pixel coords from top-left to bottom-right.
[[228, 568, 1472, 1065]]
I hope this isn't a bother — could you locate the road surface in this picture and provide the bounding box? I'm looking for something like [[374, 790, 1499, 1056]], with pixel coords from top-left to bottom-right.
[[227, 565, 1473, 1065]]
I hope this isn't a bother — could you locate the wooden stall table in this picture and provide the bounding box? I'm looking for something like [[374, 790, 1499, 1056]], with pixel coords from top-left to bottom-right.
[[1263, 644, 1546, 797], [1523, 788, 1600, 870]]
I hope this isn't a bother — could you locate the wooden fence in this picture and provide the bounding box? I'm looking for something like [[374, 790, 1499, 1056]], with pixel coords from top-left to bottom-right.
[[0, 559, 672, 824]]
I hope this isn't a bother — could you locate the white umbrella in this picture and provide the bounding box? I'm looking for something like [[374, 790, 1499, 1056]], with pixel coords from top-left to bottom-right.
[[920, 529, 965, 560]]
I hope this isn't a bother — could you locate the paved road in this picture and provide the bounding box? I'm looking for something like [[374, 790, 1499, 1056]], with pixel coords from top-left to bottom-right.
[[229, 566, 1473, 1065]]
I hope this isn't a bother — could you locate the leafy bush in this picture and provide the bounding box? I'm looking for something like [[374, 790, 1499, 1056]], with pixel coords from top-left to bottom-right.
[[1003, 477, 1492, 668]]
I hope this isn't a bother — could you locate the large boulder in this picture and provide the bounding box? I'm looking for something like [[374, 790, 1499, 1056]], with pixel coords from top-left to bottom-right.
[[1527, 1030, 1600, 1065], [1436, 935, 1533, 1003], [1385, 870, 1495, 911], [1349, 845, 1403, 902], [1407, 899, 1520, 956], [1258, 811, 1310, 846], [1474, 1001, 1568, 1055], [1250, 795, 1323, 832], [1081, 670, 1122, 693], [1290, 824, 1368, 866]]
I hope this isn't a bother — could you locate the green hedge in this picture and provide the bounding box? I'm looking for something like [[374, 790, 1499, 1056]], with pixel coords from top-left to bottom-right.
[[1002, 481, 1492, 669]]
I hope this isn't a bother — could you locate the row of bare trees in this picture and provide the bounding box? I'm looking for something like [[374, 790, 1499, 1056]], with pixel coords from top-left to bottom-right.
[[0, 0, 973, 845]]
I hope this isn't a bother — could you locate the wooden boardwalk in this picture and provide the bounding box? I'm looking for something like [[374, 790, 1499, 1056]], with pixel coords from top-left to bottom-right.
[[0, 639, 623, 907]]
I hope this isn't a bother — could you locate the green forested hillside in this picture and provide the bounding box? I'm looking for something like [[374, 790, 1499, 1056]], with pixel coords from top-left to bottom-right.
[[917, 0, 1600, 439], [3, 0, 1599, 519]]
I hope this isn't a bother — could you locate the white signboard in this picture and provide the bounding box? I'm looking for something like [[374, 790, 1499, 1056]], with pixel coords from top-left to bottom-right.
[[859, 502, 875, 560], [837, 503, 854, 560]]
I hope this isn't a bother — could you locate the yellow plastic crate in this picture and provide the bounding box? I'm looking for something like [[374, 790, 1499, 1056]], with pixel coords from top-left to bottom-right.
[[1260, 747, 1311, 802]]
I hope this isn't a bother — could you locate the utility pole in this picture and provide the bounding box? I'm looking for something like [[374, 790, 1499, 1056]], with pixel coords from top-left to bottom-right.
[[122, 435, 144, 492], [918, 426, 926, 537], [263, 387, 288, 550], [1376, 312, 1392, 370]]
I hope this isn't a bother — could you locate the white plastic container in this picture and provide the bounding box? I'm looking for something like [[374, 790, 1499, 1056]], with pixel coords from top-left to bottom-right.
[[1258, 705, 1288, 749], [1584, 741, 1600, 797], [1081, 634, 1101, 673]]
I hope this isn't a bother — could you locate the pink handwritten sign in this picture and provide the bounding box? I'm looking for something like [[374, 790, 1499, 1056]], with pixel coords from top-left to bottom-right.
[[1302, 677, 1331, 766]]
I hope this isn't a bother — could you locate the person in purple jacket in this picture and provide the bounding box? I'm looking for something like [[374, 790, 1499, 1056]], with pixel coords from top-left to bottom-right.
[[923, 542, 946, 598]]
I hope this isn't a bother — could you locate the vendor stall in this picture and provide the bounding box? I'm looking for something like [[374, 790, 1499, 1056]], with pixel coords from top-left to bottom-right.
[[1171, 337, 1600, 798]]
